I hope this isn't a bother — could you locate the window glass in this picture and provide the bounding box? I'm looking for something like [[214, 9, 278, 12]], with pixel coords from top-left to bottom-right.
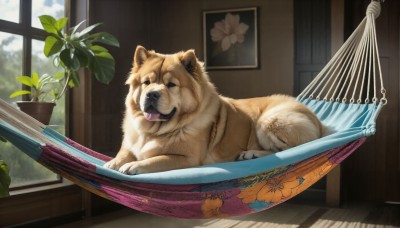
[[0, 33, 59, 188], [0, 32, 22, 102], [32, 39, 60, 77], [0, 0, 20, 23], [32, 39, 65, 134], [32, 0, 65, 28]]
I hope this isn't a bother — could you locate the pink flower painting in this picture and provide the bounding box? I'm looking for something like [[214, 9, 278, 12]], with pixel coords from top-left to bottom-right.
[[204, 8, 257, 69], [210, 13, 249, 52]]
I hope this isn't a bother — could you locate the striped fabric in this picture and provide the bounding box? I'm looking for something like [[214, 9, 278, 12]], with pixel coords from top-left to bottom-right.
[[0, 98, 379, 218]]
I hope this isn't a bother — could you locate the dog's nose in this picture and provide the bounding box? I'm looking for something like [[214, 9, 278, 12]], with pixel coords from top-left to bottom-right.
[[146, 91, 160, 101]]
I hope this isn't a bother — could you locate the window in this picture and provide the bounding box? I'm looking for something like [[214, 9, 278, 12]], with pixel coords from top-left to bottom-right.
[[0, 0, 20, 23], [0, 0, 66, 189]]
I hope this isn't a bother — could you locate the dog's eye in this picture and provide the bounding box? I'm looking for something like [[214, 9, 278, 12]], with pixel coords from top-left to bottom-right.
[[143, 80, 150, 85], [167, 82, 176, 88]]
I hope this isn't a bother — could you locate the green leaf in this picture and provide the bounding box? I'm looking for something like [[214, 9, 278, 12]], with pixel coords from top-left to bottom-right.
[[69, 71, 80, 88], [16, 76, 33, 87], [55, 18, 68, 31], [90, 32, 120, 47], [50, 89, 57, 98], [60, 49, 80, 71], [0, 160, 11, 198], [44, 36, 63, 57], [90, 45, 108, 53], [0, 136, 7, 143], [74, 47, 89, 67], [70, 20, 86, 36], [52, 56, 60, 68], [39, 15, 59, 35], [31, 72, 39, 88], [53, 71, 65, 80], [10, 90, 32, 99], [38, 73, 52, 84], [89, 52, 115, 84], [38, 73, 58, 90], [77, 23, 102, 38]]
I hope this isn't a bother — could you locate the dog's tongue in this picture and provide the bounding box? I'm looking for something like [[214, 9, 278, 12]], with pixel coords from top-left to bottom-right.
[[144, 112, 160, 121]]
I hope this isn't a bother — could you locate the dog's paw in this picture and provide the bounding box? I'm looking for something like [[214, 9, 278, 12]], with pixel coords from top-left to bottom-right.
[[103, 159, 122, 170], [236, 150, 272, 161], [118, 162, 144, 175]]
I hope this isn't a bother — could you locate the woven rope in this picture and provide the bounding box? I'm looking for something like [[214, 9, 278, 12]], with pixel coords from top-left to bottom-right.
[[298, 1, 386, 105]]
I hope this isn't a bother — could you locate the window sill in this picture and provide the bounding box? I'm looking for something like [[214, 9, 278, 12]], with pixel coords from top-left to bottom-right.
[[10, 179, 74, 196], [1, 180, 82, 227]]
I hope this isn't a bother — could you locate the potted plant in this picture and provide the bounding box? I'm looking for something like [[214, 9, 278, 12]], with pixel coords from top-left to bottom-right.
[[10, 15, 119, 125], [10, 72, 64, 124]]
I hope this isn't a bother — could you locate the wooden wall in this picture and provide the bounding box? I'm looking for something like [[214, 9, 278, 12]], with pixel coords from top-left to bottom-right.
[[148, 0, 294, 99], [294, 0, 331, 95], [342, 0, 400, 202]]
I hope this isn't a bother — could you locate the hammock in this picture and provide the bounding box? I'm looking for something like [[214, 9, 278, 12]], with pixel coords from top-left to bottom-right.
[[0, 1, 386, 219]]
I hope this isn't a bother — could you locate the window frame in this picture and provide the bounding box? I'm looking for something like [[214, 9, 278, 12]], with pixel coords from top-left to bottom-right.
[[0, 0, 69, 191]]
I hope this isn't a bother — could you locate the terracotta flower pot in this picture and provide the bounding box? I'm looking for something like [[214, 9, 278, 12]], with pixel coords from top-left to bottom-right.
[[16, 101, 56, 125]]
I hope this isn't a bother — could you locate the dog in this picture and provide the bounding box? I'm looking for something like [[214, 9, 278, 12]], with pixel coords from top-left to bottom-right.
[[104, 46, 324, 175]]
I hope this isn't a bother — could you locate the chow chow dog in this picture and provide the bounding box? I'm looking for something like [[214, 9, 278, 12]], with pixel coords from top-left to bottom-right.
[[104, 46, 323, 175]]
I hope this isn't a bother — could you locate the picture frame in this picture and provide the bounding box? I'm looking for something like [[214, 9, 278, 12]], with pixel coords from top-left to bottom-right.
[[203, 7, 258, 70]]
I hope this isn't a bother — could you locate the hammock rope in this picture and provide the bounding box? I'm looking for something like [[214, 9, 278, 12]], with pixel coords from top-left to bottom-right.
[[298, 1, 386, 106], [0, 1, 386, 219]]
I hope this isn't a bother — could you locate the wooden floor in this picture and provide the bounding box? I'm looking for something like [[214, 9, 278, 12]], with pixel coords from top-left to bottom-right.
[[59, 202, 400, 228]]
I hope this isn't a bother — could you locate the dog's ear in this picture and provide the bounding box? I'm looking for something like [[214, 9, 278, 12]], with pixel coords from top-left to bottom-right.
[[180, 50, 197, 75], [125, 73, 135, 85], [133, 45, 150, 68]]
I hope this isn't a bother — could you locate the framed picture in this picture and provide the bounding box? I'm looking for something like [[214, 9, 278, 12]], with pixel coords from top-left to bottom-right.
[[203, 7, 258, 70]]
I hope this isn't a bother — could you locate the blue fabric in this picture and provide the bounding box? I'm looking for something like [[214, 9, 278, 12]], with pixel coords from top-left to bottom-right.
[[42, 128, 105, 165], [0, 99, 382, 185], [300, 99, 381, 136], [94, 99, 382, 184], [0, 121, 43, 160]]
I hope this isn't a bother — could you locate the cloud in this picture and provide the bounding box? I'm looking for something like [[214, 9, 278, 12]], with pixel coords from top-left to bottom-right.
[[0, 32, 22, 52], [0, 0, 19, 23]]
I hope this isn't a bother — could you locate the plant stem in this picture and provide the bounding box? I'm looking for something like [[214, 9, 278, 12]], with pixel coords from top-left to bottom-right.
[[55, 70, 70, 102], [32, 88, 39, 102]]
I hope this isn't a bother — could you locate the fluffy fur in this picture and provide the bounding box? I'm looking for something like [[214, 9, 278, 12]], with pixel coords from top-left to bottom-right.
[[104, 46, 324, 175]]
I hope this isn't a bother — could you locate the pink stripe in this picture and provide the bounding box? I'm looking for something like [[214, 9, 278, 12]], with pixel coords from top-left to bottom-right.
[[65, 138, 112, 162], [35, 138, 366, 219]]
